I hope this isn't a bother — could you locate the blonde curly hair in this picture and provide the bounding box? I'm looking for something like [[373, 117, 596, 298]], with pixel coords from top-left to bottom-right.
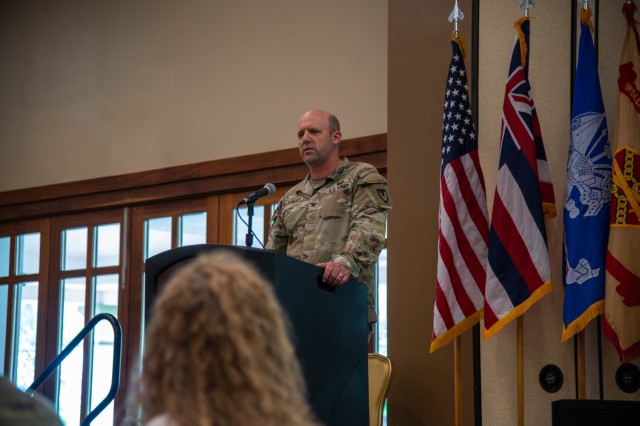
[[131, 250, 320, 426]]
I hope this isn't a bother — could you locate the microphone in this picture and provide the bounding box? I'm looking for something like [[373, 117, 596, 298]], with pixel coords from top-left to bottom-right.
[[238, 183, 276, 205]]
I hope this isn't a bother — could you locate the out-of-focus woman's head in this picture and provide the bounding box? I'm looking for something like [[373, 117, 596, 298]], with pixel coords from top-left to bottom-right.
[[133, 250, 319, 426]]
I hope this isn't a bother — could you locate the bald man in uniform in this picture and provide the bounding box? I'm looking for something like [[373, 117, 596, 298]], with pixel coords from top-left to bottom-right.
[[266, 110, 392, 327]]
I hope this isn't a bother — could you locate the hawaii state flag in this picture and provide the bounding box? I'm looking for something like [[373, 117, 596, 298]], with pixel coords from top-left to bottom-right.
[[484, 17, 557, 339], [561, 7, 611, 342], [604, 2, 640, 363], [431, 36, 489, 353]]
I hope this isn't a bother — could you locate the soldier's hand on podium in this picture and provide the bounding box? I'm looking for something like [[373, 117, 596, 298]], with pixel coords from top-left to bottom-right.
[[317, 261, 350, 287]]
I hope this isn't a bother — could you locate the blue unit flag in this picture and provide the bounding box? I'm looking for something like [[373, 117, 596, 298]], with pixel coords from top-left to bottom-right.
[[562, 11, 611, 342]]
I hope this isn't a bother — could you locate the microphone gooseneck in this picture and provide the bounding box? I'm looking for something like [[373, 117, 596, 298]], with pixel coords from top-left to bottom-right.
[[239, 183, 276, 205]]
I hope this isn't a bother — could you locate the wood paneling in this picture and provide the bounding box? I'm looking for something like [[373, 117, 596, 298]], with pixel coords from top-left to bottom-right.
[[0, 134, 386, 223]]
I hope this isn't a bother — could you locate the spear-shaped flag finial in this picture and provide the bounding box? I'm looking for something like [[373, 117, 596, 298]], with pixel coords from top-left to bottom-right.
[[519, 0, 535, 17], [448, 0, 464, 35]]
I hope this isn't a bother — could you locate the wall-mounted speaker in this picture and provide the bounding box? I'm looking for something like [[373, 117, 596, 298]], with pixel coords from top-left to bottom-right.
[[616, 363, 640, 394], [539, 364, 563, 393]]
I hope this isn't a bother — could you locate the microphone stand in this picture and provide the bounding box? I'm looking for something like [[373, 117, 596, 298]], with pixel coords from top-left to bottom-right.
[[245, 201, 254, 247]]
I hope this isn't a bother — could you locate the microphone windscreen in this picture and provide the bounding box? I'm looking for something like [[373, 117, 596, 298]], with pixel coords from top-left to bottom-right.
[[265, 183, 276, 195]]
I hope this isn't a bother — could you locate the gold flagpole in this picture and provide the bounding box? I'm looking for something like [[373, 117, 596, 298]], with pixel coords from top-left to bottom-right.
[[448, 3, 465, 425], [577, 0, 590, 401], [515, 2, 534, 421], [517, 317, 524, 426], [577, 331, 586, 398], [454, 336, 462, 426]]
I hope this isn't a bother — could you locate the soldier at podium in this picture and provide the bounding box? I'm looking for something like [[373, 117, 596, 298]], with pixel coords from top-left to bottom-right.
[[266, 110, 392, 328]]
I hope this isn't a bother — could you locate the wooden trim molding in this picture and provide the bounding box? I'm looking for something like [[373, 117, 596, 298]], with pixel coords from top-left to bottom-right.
[[0, 134, 387, 223]]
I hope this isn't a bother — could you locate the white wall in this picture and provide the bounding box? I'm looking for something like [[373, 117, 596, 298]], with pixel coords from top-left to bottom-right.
[[0, 0, 387, 191]]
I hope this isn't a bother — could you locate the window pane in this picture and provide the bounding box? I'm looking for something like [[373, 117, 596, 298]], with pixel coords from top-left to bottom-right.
[[58, 277, 86, 426], [234, 206, 265, 247], [62, 228, 88, 271], [144, 217, 172, 260], [94, 224, 120, 268], [0, 236, 9, 278], [90, 274, 118, 426], [0, 284, 7, 375], [14, 281, 38, 390], [179, 212, 206, 247], [16, 233, 40, 275], [376, 249, 388, 356]]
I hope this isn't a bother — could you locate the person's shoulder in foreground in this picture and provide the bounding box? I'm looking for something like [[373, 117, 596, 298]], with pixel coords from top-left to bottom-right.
[[0, 377, 63, 426]]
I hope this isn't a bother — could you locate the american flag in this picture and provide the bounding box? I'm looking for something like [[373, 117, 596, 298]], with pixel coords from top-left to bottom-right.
[[483, 17, 556, 339], [430, 37, 489, 353]]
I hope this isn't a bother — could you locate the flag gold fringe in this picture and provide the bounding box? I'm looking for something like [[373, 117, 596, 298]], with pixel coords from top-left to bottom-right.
[[482, 280, 552, 340], [430, 309, 483, 353], [514, 17, 529, 69], [452, 34, 467, 59], [580, 7, 595, 33], [560, 300, 604, 343], [542, 201, 557, 221]]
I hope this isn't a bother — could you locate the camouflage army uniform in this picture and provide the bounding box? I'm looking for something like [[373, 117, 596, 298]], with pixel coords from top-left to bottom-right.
[[266, 158, 392, 323]]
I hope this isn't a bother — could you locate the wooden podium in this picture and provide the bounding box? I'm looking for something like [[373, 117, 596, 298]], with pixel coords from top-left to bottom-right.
[[145, 244, 369, 426]]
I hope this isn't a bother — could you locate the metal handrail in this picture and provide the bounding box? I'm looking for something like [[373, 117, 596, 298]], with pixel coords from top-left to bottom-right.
[[26, 313, 123, 426]]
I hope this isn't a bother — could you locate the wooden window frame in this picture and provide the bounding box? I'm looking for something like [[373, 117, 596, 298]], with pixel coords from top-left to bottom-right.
[[0, 219, 51, 382], [44, 209, 126, 421], [0, 134, 386, 425]]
